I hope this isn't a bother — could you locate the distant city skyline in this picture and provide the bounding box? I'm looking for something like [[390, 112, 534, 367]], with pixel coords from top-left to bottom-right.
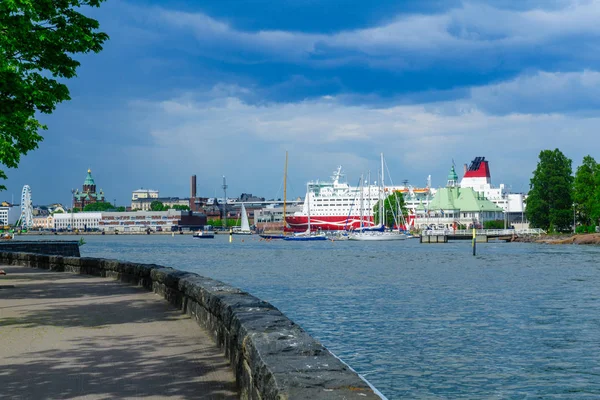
[[4, 0, 600, 205]]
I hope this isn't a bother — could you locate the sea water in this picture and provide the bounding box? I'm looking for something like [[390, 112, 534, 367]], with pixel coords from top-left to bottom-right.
[[26, 235, 600, 399]]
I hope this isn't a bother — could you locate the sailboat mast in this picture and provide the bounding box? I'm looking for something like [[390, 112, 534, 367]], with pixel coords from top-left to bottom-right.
[[307, 182, 311, 232], [367, 170, 371, 226], [380, 153, 385, 228], [359, 174, 364, 228], [283, 151, 288, 227]]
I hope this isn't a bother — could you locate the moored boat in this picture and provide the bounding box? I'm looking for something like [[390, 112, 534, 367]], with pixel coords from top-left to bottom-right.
[[233, 203, 253, 235], [193, 226, 215, 239], [348, 231, 407, 241]]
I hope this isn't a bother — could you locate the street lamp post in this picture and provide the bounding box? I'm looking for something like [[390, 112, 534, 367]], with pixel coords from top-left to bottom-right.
[[573, 203, 577, 233], [71, 188, 75, 232]]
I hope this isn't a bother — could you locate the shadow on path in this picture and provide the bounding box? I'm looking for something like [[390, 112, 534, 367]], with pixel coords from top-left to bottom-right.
[[1, 334, 237, 399], [0, 266, 238, 399]]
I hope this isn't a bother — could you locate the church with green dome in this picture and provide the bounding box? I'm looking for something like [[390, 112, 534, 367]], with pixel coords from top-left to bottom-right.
[[73, 169, 106, 210]]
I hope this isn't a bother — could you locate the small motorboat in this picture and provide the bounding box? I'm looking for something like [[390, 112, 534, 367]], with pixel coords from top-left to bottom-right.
[[193, 226, 215, 239]]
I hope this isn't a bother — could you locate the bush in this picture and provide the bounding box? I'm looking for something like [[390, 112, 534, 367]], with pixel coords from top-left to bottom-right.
[[575, 225, 597, 234], [483, 220, 505, 229]]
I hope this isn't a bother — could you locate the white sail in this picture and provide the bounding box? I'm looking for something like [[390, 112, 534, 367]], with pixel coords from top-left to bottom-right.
[[240, 203, 251, 233]]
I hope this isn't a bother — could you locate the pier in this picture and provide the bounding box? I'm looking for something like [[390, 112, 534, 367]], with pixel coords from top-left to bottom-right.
[[421, 228, 546, 243]]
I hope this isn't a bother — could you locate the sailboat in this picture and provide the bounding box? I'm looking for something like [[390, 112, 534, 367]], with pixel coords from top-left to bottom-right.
[[233, 203, 252, 235], [349, 153, 407, 241], [283, 182, 327, 241]]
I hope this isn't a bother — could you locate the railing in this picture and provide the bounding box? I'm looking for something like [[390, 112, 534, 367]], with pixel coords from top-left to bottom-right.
[[423, 228, 546, 236]]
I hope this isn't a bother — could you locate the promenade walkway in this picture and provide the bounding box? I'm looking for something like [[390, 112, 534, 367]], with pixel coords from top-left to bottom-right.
[[0, 265, 238, 400]]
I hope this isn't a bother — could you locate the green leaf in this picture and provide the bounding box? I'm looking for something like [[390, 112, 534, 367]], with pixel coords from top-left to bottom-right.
[[0, 0, 108, 186]]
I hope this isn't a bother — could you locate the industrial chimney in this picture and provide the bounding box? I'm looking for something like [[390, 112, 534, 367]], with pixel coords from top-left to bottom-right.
[[191, 175, 197, 198]]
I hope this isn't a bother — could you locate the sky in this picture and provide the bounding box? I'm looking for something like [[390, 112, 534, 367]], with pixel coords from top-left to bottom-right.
[[6, 0, 600, 206]]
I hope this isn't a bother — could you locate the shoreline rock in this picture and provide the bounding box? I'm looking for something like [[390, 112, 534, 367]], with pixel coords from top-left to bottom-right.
[[513, 233, 600, 245]]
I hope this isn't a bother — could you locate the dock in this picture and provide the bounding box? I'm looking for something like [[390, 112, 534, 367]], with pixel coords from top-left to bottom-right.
[[420, 228, 545, 243]]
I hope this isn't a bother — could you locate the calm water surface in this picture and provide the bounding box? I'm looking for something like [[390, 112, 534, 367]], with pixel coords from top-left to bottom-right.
[[33, 235, 600, 398]]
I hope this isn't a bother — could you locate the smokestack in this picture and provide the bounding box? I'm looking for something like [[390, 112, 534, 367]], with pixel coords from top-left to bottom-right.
[[191, 175, 197, 198], [464, 164, 468, 174]]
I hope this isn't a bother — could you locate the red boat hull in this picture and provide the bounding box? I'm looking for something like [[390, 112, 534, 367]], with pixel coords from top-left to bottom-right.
[[285, 215, 375, 231], [285, 215, 414, 231]]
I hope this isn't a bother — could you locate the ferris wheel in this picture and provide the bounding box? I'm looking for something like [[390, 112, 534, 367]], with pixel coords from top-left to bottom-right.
[[20, 185, 33, 229]]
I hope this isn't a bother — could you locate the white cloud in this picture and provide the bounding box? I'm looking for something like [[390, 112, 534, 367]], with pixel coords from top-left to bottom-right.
[[128, 70, 600, 195], [472, 70, 600, 114], [151, 0, 600, 67]]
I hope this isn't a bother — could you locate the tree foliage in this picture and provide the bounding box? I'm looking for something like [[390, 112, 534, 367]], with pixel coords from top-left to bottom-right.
[[149, 201, 189, 211], [573, 155, 597, 226], [83, 201, 114, 212], [526, 149, 573, 232], [150, 201, 165, 211], [373, 192, 407, 227], [0, 0, 108, 189]]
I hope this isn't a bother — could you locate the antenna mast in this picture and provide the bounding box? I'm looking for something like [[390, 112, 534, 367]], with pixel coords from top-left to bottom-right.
[[283, 151, 288, 227], [222, 176, 228, 229]]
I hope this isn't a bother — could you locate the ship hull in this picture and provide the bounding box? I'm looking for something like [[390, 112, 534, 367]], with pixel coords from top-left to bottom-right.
[[285, 216, 375, 231]]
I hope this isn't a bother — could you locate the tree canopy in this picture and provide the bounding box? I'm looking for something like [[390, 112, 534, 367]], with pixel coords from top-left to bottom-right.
[[83, 201, 114, 212], [150, 201, 165, 211], [0, 0, 108, 189], [573, 155, 597, 227], [149, 201, 189, 211], [526, 149, 573, 232], [373, 192, 407, 228]]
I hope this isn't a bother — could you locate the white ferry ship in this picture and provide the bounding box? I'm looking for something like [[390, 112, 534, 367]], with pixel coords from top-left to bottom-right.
[[286, 167, 433, 231], [285, 156, 525, 232]]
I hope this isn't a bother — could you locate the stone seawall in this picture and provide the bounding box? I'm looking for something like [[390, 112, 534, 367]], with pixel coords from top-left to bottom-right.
[[0, 251, 381, 400], [0, 241, 80, 257]]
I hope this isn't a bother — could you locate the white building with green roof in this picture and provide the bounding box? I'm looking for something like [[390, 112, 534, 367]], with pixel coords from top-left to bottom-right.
[[413, 165, 504, 230]]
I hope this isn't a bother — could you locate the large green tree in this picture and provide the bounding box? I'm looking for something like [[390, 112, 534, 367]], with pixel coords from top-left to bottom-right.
[[150, 201, 165, 211], [526, 149, 573, 232], [0, 0, 108, 188], [573, 155, 597, 226], [83, 201, 114, 212], [374, 192, 408, 227]]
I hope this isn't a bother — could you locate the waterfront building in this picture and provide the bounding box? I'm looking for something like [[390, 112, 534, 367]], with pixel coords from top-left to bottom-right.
[[411, 165, 504, 230], [131, 197, 190, 211], [0, 205, 21, 226], [73, 169, 106, 209], [459, 157, 526, 224], [54, 212, 102, 231], [33, 215, 54, 230], [52, 210, 207, 232], [255, 204, 303, 224], [48, 203, 66, 214], [240, 193, 265, 202], [132, 189, 159, 201], [99, 210, 206, 232]]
